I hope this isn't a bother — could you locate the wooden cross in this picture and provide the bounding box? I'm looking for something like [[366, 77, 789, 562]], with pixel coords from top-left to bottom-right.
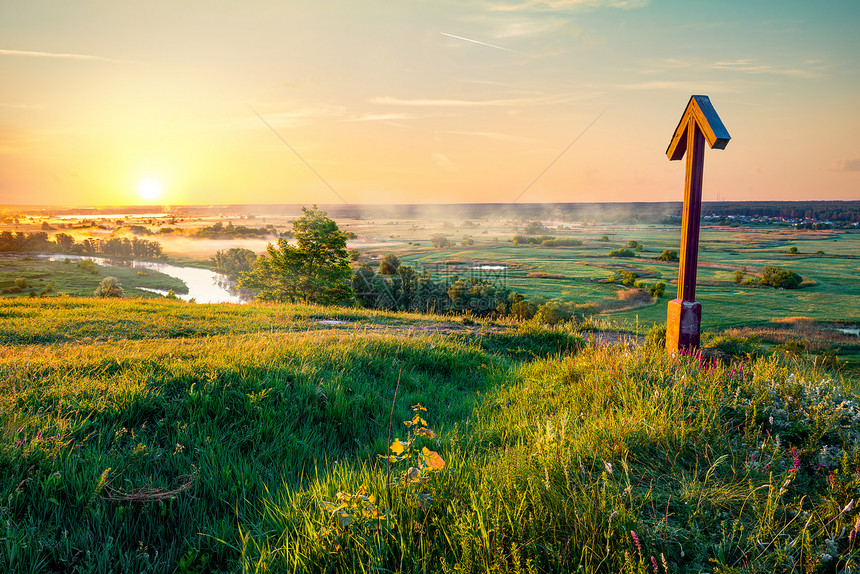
[[665, 95, 730, 353]]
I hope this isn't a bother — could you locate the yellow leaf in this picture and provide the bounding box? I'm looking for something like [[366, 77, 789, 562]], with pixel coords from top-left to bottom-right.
[[390, 439, 406, 455], [422, 447, 445, 470]]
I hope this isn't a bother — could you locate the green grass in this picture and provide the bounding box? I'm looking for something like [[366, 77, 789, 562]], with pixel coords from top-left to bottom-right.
[[0, 256, 187, 299], [1, 297, 859, 572]]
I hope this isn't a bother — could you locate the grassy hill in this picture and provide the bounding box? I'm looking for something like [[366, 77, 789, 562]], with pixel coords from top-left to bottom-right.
[[1, 298, 858, 572]]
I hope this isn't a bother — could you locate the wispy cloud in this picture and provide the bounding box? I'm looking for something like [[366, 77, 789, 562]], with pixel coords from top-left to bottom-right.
[[344, 113, 415, 122], [489, 0, 649, 12], [0, 102, 42, 110], [440, 32, 517, 53], [0, 48, 135, 64], [832, 157, 860, 172], [711, 58, 825, 78], [370, 95, 567, 107], [639, 57, 825, 79], [604, 80, 732, 93], [433, 153, 459, 172], [445, 130, 534, 144]]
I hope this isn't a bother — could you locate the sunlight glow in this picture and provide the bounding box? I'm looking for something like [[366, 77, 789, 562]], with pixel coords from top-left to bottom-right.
[[137, 178, 164, 201]]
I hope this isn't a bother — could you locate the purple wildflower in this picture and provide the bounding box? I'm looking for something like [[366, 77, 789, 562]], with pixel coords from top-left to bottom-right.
[[790, 447, 800, 473], [651, 555, 660, 574], [631, 530, 642, 553], [36, 430, 42, 441]]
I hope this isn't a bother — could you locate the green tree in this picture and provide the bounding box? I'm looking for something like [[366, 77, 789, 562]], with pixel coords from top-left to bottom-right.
[[430, 234, 451, 248], [760, 266, 803, 289], [658, 249, 678, 262], [211, 247, 257, 277], [379, 253, 401, 275], [239, 206, 352, 304]]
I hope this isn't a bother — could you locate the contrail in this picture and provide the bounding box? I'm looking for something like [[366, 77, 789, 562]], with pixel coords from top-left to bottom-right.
[[440, 32, 517, 53], [250, 106, 358, 218], [0, 48, 135, 63]]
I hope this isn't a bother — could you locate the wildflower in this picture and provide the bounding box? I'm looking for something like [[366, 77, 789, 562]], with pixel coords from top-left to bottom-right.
[[790, 447, 800, 473], [609, 511, 618, 522], [604, 461, 613, 475], [631, 530, 642, 553], [651, 555, 660, 574], [661, 553, 670, 573], [36, 430, 42, 441]]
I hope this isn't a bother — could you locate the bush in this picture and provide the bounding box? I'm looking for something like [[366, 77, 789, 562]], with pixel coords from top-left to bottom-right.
[[94, 276, 124, 298], [761, 266, 803, 289], [658, 250, 678, 262], [704, 334, 760, 358], [648, 281, 666, 298], [430, 235, 452, 248], [14, 277, 28, 289], [644, 322, 666, 348], [77, 259, 99, 274], [539, 238, 583, 248], [609, 248, 635, 257], [789, 246, 798, 254], [533, 302, 573, 325]]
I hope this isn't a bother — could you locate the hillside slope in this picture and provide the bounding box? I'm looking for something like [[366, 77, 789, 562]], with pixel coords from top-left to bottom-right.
[[0, 298, 857, 573]]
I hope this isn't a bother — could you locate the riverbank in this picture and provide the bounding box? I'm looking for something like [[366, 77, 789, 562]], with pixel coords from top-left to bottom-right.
[[0, 253, 248, 303]]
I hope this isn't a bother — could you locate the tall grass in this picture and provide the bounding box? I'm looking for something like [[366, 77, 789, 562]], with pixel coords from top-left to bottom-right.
[[1, 298, 857, 572]]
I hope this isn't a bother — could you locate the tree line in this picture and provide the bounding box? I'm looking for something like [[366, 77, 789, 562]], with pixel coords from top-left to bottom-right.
[[0, 231, 163, 258], [235, 207, 555, 319]]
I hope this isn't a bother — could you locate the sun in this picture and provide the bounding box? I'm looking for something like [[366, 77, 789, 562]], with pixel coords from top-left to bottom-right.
[[137, 178, 164, 201]]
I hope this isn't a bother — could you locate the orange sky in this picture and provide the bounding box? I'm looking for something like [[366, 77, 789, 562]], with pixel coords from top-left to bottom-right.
[[1, 1, 858, 206]]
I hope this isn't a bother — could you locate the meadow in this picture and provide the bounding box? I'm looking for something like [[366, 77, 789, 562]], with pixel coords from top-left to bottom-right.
[[2, 297, 859, 572]]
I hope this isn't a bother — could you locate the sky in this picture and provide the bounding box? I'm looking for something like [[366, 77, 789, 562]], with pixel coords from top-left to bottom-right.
[[1, 0, 858, 207]]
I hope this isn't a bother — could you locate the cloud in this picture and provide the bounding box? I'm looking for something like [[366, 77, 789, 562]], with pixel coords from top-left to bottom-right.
[[604, 80, 733, 93], [831, 157, 860, 172], [0, 48, 135, 64], [489, 0, 649, 11], [343, 113, 415, 122], [433, 153, 458, 172], [370, 95, 567, 107], [711, 59, 824, 78], [444, 130, 533, 144]]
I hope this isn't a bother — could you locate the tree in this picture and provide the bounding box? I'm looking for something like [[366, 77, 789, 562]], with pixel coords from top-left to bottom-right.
[[760, 266, 803, 289], [95, 277, 124, 298], [239, 206, 352, 304], [379, 253, 401, 275], [430, 234, 452, 248], [211, 247, 257, 277], [658, 249, 678, 262]]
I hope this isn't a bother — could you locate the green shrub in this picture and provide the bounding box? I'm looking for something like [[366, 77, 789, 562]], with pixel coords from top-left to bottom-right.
[[94, 276, 124, 298], [609, 248, 635, 257], [644, 322, 666, 348], [14, 277, 28, 289], [77, 259, 99, 275], [703, 333, 760, 358], [658, 250, 678, 262], [761, 266, 803, 289]]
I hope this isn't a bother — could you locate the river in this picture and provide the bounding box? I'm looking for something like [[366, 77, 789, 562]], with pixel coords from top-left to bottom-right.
[[39, 254, 248, 304]]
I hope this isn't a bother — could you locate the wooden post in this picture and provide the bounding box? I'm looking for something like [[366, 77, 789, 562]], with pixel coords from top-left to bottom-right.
[[665, 96, 730, 354]]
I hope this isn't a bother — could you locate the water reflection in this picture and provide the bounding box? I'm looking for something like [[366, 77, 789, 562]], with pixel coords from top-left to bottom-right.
[[40, 254, 249, 304]]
